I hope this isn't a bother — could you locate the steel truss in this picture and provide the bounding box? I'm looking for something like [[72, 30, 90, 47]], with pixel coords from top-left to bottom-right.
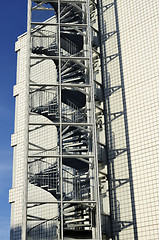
[[23, 0, 103, 239]]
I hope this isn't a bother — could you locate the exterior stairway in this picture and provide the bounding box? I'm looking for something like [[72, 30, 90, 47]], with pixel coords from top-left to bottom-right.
[[28, 1, 94, 239]]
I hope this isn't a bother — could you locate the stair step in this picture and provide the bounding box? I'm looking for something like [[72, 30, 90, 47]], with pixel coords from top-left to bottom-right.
[[48, 113, 57, 116], [41, 185, 49, 188], [41, 110, 49, 114], [62, 78, 84, 84], [62, 131, 82, 139], [65, 218, 89, 224], [64, 223, 91, 228], [64, 213, 89, 218], [63, 136, 87, 143], [63, 142, 86, 148], [64, 148, 88, 152], [48, 188, 57, 191], [63, 204, 87, 211]]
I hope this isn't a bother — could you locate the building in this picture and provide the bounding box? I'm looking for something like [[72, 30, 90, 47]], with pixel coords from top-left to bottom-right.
[[9, 0, 159, 240]]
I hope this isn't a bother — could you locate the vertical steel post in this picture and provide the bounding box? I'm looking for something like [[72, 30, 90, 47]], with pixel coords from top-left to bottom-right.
[[58, 0, 64, 239], [22, 0, 32, 239]]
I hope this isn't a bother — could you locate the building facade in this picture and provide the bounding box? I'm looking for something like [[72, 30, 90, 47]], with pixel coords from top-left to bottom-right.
[[9, 0, 159, 240]]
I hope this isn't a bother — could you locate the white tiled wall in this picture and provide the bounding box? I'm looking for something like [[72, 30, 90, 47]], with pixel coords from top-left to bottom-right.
[[117, 0, 159, 239]]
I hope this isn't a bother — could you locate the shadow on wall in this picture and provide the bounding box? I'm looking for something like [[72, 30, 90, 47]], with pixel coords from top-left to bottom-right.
[[97, 0, 138, 239]]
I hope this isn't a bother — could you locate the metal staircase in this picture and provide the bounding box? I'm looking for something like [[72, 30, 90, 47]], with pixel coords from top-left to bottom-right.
[[26, 1, 102, 239]]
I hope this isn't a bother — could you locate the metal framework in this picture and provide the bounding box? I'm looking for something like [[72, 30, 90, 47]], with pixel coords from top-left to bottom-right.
[[24, 0, 103, 239]]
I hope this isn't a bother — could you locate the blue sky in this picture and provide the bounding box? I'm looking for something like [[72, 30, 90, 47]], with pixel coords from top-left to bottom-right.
[[0, 1, 27, 239]]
